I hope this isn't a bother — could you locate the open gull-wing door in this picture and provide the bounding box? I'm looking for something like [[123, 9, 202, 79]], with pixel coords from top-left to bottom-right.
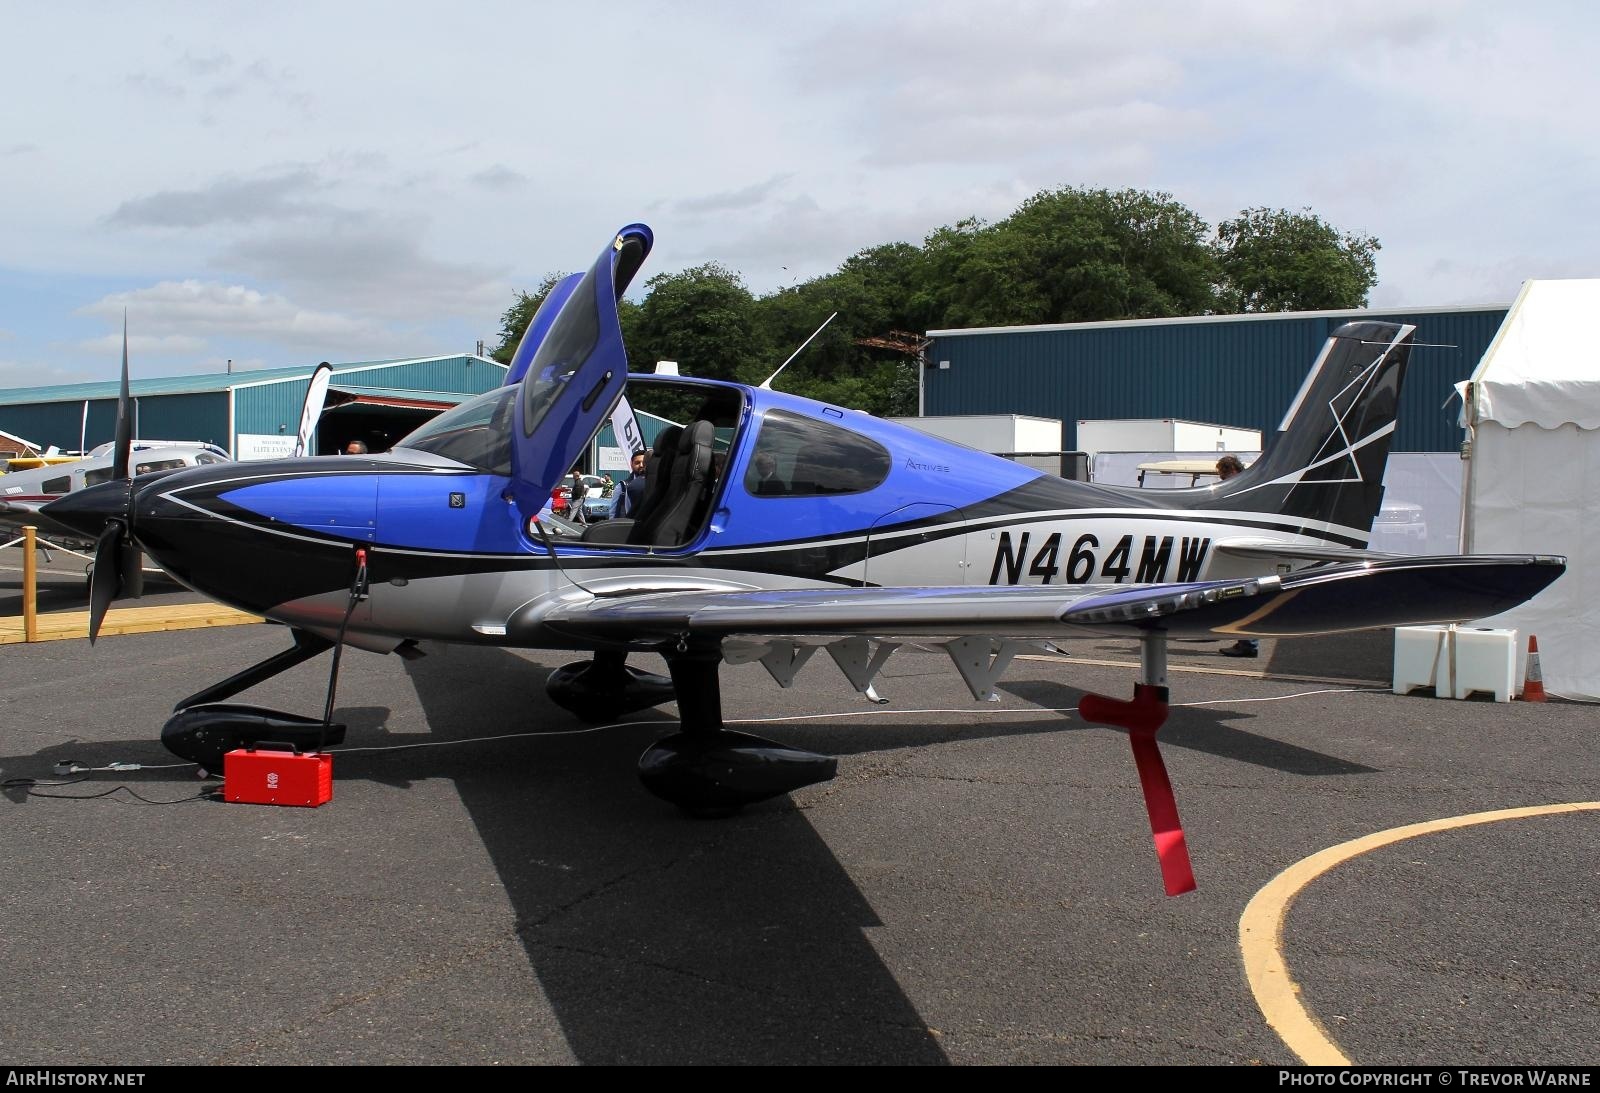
[[507, 224, 652, 519]]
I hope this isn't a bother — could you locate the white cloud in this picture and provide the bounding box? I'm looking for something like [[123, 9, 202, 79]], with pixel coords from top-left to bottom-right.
[[74, 333, 209, 356], [671, 180, 1035, 290], [0, 358, 104, 389], [124, 72, 186, 100], [672, 175, 795, 217], [106, 169, 331, 228], [2, 1, 1599, 382], [216, 217, 511, 322], [78, 280, 396, 355], [470, 165, 528, 191], [176, 50, 233, 78]]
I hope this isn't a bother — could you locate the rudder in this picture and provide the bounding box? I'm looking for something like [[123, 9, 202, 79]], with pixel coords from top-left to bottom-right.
[[1214, 320, 1414, 537]]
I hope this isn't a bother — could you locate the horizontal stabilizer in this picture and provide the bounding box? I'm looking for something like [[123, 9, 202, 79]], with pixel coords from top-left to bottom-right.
[[1212, 539, 1411, 565]]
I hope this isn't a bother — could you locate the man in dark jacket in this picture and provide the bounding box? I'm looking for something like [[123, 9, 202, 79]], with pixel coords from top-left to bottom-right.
[[613, 449, 649, 518]]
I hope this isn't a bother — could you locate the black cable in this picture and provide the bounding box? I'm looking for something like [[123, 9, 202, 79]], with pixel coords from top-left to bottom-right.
[[3, 775, 89, 789], [2, 776, 218, 804], [531, 514, 594, 594], [320, 546, 369, 751]]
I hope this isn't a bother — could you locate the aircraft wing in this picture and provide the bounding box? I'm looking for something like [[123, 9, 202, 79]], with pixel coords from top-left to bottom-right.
[[544, 554, 1564, 643], [0, 497, 90, 546], [0, 498, 48, 518]]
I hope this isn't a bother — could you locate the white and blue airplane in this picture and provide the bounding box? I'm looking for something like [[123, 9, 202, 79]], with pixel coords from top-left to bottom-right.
[[45, 224, 1563, 894]]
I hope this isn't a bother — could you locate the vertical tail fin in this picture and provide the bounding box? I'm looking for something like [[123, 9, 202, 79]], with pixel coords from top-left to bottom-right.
[[1216, 321, 1414, 537]]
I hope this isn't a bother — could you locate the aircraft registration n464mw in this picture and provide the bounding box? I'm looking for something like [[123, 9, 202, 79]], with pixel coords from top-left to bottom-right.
[[42, 223, 1565, 896]]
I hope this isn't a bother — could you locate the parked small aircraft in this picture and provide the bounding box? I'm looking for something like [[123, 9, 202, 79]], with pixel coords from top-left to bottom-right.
[[1, 441, 230, 550], [44, 225, 1563, 894]]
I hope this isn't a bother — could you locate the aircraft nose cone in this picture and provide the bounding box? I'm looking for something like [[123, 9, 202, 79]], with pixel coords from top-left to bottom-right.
[[41, 480, 133, 539]]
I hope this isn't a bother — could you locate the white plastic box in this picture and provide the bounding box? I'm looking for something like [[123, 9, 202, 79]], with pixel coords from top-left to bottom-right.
[[1393, 625, 1519, 702]]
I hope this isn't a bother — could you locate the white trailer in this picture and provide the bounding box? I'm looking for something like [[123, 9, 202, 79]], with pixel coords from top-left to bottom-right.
[[890, 414, 1062, 454], [890, 414, 1069, 475], [1074, 419, 1261, 460]]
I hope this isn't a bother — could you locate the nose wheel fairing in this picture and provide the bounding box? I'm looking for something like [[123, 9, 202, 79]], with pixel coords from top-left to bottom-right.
[[162, 704, 346, 774]]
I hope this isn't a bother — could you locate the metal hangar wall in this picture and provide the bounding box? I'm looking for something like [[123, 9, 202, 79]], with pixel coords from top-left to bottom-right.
[[921, 305, 1509, 453], [0, 354, 506, 456]]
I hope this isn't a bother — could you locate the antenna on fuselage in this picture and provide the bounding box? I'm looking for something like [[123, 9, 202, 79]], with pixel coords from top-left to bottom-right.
[[758, 312, 838, 391]]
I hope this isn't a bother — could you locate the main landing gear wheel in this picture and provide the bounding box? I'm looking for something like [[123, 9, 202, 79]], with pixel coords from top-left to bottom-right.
[[545, 650, 676, 723], [637, 645, 837, 816]]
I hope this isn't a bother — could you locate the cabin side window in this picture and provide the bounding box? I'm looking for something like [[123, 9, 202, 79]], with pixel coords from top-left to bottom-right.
[[743, 410, 891, 498]]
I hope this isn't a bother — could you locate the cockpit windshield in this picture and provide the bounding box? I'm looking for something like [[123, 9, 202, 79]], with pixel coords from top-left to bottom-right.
[[394, 386, 516, 474]]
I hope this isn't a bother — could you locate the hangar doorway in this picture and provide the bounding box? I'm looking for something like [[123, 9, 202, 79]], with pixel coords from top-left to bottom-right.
[[314, 388, 467, 455]]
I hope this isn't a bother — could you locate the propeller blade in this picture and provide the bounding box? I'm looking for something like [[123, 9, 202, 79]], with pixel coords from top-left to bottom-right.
[[111, 316, 132, 481], [88, 521, 126, 644]]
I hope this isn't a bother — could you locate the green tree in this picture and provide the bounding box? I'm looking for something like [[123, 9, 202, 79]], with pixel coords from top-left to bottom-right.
[[628, 263, 766, 382], [963, 187, 1219, 325], [751, 246, 931, 417], [912, 217, 988, 329], [484, 190, 1380, 418], [1214, 207, 1380, 312]]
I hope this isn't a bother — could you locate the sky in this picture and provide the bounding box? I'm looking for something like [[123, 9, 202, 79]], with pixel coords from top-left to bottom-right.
[[2, 0, 1596, 388]]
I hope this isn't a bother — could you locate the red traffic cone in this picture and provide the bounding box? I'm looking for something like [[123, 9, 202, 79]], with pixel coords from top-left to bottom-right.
[[1521, 635, 1547, 702]]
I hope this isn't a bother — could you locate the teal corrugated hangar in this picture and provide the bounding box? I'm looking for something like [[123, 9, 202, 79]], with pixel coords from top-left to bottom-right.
[[922, 305, 1510, 453], [0, 354, 506, 457]]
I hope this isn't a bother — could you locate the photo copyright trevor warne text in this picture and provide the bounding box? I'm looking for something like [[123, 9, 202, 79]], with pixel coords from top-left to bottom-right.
[[1279, 1072, 1592, 1087]]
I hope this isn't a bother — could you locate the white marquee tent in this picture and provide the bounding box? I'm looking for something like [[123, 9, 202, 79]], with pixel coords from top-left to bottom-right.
[[1462, 278, 1600, 700]]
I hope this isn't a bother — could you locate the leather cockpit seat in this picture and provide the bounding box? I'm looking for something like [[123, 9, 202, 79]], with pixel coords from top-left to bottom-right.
[[629, 420, 713, 547], [583, 428, 679, 544]]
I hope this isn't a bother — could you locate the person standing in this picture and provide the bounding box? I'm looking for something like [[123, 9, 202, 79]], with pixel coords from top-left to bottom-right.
[[613, 449, 648, 518], [568, 471, 588, 525], [1216, 454, 1259, 658]]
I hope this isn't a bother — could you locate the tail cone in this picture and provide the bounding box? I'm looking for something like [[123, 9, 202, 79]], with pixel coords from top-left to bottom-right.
[[1521, 635, 1547, 702]]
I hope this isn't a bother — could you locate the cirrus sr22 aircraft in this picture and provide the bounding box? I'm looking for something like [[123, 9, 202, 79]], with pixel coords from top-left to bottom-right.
[[45, 224, 1563, 895]]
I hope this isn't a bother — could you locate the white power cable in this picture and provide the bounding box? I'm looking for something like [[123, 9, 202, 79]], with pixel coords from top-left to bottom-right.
[[324, 686, 1383, 757], [25, 687, 1394, 776]]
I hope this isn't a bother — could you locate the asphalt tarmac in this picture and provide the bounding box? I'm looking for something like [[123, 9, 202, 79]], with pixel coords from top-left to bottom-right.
[[0, 620, 1595, 1066]]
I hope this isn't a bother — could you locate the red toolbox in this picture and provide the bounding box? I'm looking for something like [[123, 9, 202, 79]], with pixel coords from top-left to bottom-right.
[[223, 748, 333, 807]]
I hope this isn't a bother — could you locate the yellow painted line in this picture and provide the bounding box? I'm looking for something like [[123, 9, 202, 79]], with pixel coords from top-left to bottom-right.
[[0, 603, 263, 644], [1240, 801, 1600, 1065]]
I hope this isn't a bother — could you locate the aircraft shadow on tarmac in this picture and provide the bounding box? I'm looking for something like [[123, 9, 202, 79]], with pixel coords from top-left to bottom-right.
[[394, 643, 951, 1065]]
